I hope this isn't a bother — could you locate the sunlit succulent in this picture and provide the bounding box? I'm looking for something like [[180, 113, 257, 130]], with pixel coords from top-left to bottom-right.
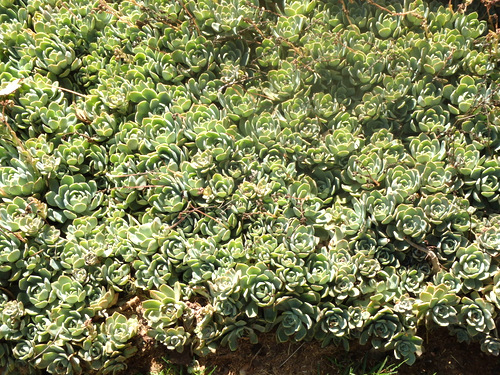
[[33, 343, 82, 375], [387, 204, 429, 242], [399, 268, 425, 295], [305, 249, 335, 295], [143, 283, 187, 329], [104, 312, 139, 354], [366, 190, 396, 225], [418, 193, 453, 230], [276, 266, 307, 293], [127, 217, 164, 256], [415, 284, 459, 327], [445, 75, 483, 114], [409, 134, 446, 163], [335, 197, 367, 237], [390, 332, 423, 365], [0, 300, 25, 340], [47, 307, 93, 342], [385, 166, 421, 204], [360, 307, 403, 350], [274, 298, 317, 343], [265, 61, 303, 100], [468, 159, 500, 206], [462, 112, 500, 151], [458, 295, 496, 337], [316, 303, 350, 347], [411, 106, 451, 133], [365, 267, 403, 311], [52, 275, 87, 308], [45, 174, 104, 222], [451, 244, 493, 290], [152, 326, 189, 353], [325, 127, 363, 158], [342, 149, 386, 192], [0, 158, 45, 198], [1, 0, 500, 371], [273, 14, 307, 43], [18, 274, 57, 312], [285, 220, 319, 257], [30, 32, 82, 77], [218, 85, 259, 121], [240, 263, 283, 317], [433, 231, 467, 265]]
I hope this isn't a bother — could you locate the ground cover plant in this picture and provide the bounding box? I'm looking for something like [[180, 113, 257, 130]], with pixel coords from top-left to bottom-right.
[[0, 0, 499, 373]]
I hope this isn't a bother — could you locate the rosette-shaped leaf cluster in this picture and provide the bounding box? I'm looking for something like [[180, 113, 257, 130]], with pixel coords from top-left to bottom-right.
[[1, 0, 500, 372], [316, 302, 350, 348], [103, 312, 139, 354], [387, 205, 429, 242], [415, 284, 459, 327], [273, 297, 317, 343], [45, 174, 104, 223], [0, 158, 44, 198], [30, 33, 82, 78], [143, 283, 188, 341], [359, 307, 403, 350], [239, 262, 283, 317], [451, 244, 494, 291]]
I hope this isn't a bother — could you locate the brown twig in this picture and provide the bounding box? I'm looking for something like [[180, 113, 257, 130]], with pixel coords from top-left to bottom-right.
[[0, 286, 16, 300], [0, 224, 27, 243], [46, 83, 87, 98], [178, 0, 201, 35], [366, 0, 421, 17], [404, 236, 441, 274]]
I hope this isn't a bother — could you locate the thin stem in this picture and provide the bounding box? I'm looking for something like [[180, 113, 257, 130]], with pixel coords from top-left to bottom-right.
[[404, 236, 441, 275]]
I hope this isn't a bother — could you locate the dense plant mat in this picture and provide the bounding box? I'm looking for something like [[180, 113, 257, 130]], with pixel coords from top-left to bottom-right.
[[0, 0, 499, 373]]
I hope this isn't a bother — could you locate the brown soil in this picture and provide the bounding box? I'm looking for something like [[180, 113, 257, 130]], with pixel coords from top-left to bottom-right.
[[123, 327, 500, 375]]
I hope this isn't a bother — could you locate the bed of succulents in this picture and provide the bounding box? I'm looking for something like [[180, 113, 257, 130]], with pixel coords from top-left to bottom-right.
[[0, 0, 499, 373]]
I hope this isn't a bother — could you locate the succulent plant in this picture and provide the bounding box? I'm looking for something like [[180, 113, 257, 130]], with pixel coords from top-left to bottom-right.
[[273, 298, 317, 343], [240, 262, 283, 317], [33, 343, 83, 375], [316, 302, 350, 347], [153, 326, 189, 353], [219, 319, 265, 351], [143, 283, 187, 329], [415, 284, 459, 327], [385, 166, 421, 204], [305, 250, 335, 296], [0, 158, 45, 198], [458, 294, 496, 337], [390, 332, 423, 365], [451, 244, 493, 291], [342, 149, 386, 192], [47, 307, 93, 343], [387, 205, 429, 242], [481, 335, 500, 356], [366, 190, 396, 225], [445, 75, 483, 114], [360, 307, 403, 350], [104, 312, 138, 354], [30, 33, 82, 78], [45, 174, 104, 223], [1, 0, 500, 372], [52, 275, 87, 308]]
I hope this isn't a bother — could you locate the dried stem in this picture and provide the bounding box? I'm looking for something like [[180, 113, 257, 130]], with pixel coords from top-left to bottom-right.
[[404, 236, 441, 275]]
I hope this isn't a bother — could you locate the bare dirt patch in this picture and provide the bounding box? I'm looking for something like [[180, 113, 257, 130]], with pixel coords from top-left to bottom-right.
[[122, 327, 500, 375]]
